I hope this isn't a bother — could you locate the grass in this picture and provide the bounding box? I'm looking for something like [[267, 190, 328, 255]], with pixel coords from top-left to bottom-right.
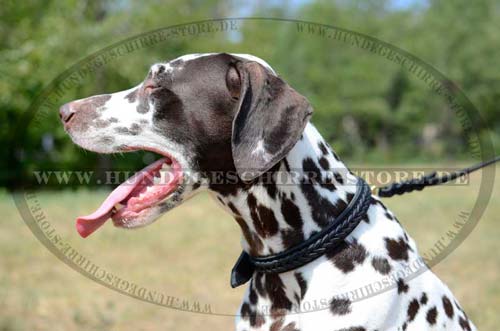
[[0, 165, 499, 330]]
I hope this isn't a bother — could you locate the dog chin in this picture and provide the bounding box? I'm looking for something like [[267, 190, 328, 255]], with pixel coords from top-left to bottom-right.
[[69, 134, 117, 154], [111, 205, 163, 229]]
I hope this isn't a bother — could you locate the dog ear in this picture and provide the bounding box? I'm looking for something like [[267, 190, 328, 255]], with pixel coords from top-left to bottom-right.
[[231, 61, 313, 180]]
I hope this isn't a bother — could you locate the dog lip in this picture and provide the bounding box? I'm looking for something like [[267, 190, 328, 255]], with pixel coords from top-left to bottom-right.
[[75, 147, 183, 238], [112, 158, 182, 218]]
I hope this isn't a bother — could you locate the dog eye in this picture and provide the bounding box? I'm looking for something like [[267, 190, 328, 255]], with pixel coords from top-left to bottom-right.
[[226, 66, 241, 100]]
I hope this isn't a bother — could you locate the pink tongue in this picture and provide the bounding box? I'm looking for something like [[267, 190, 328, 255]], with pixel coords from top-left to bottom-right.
[[76, 158, 167, 238]]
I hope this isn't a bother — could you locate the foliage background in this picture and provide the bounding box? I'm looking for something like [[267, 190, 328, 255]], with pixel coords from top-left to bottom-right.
[[1, 1, 500, 330], [1, 0, 499, 188]]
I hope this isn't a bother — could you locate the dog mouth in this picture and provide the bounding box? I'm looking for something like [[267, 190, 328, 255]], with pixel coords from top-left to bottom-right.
[[76, 150, 183, 238]]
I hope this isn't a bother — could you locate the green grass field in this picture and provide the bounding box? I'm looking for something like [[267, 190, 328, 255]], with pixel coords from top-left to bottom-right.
[[1, 166, 499, 330]]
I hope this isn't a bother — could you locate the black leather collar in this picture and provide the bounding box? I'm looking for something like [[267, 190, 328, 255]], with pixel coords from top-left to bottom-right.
[[230, 178, 372, 288]]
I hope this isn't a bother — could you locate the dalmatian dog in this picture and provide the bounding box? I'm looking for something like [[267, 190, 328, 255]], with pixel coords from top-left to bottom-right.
[[60, 53, 476, 331]]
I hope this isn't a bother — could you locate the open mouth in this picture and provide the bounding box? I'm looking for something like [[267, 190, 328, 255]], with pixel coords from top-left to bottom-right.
[[76, 151, 183, 238]]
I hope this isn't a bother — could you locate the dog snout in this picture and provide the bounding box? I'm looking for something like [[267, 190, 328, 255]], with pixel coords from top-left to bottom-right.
[[59, 102, 76, 126]]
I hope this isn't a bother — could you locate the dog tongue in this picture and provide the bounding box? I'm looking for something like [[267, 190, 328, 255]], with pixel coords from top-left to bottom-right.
[[75, 184, 133, 238], [76, 158, 168, 238]]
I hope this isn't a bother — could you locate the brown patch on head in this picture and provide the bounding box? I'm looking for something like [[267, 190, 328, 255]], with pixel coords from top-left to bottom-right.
[[98, 136, 115, 145], [94, 116, 118, 129], [69, 94, 111, 132], [115, 123, 142, 136]]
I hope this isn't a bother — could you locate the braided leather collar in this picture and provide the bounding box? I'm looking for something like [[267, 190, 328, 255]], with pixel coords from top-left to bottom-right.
[[230, 178, 372, 288]]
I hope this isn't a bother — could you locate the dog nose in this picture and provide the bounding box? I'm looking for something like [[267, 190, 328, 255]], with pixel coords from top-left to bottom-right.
[[59, 102, 76, 124]]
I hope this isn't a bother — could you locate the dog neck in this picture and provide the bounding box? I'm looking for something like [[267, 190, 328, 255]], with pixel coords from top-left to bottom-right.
[[212, 123, 358, 256]]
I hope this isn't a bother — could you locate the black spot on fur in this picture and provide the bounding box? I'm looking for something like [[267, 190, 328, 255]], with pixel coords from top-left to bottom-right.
[[371, 257, 391, 275], [247, 193, 279, 237], [319, 156, 330, 170], [294, 272, 308, 300], [279, 196, 304, 248], [334, 172, 344, 185], [281, 196, 303, 230], [330, 298, 351, 315], [318, 141, 329, 155], [156, 65, 165, 74], [270, 318, 284, 331], [240, 302, 251, 319], [420, 292, 428, 305], [326, 241, 367, 273], [264, 181, 278, 200], [264, 274, 292, 311], [336, 328, 366, 331], [137, 101, 150, 114], [281, 229, 304, 249], [249, 310, 265, 328], [397, 278, 409, 294], [98, 136, 114, 144], [125, 89, 138, 103], [115, 124, 142, 136], [459, 316, 471, 331], [300, 158, 351, 227], [426, 306, 438, 325], [321, 176, 337, 191], [442, 296, 454, 319], [385, 237, 411, 261], [229, 201, 263, 255], [407, 298, 420, 322], [283, 322, 299, 331], [249, 282, 258, 305], [254, 272, 265, 297]]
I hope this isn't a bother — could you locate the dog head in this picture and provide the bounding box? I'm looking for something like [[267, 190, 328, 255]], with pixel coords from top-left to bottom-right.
[[60, 53, 312, 237]]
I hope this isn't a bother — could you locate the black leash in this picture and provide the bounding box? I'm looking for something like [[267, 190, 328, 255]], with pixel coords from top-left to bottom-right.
[[230, 157, 499, 288], [231, 178, 372, 288], [376, 156, 500, 198]]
